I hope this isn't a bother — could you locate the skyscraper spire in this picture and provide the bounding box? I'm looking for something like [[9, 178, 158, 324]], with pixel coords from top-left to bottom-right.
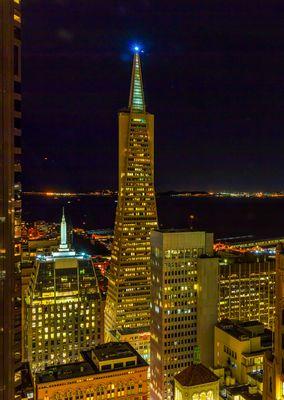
[[59, 207, 69, 251], [128, 51, 145, 113]]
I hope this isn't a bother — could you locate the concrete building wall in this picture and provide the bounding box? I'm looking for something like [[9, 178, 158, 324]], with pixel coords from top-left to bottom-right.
[[197, 257, 219, 367], [214, 326, 250, 383], [214, 323, 269, 386]]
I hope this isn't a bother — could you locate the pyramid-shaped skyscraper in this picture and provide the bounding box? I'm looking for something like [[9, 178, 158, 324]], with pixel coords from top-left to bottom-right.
[[105, 50, 158, 361]]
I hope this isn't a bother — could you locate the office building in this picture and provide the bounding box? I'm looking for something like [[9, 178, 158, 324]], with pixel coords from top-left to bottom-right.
[[218, 254, 275, 329], [222, 385, 262, 400], [21, 232, 60, 365], [21, 237, 59, 297], [35, 342, 149, 400], [150, 230, 218, 400], [215, 319, 272, 389], [0, 1, 22, 398], [263, 243, 284, 400], [174, 363, 219, 400], [21, 221, 60, 308], [105, 49, 158, 360], [24, 210, 102, 373]]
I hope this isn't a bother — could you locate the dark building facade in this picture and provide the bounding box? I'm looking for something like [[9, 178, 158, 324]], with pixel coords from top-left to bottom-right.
[[0, 1, 22, 399]]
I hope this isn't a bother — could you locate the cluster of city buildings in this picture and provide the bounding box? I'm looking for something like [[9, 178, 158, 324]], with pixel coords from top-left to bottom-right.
[[23, 190, 284, 199], [172, 191, 284, 198], [1, 2, 284, 400], [24, 190, 117, 197]]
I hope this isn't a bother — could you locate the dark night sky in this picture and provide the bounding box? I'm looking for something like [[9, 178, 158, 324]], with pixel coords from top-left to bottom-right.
[[22, 0, 284, 192]]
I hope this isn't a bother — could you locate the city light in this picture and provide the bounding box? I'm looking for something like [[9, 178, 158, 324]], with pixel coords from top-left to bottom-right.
[[2, 2, 283, 398]]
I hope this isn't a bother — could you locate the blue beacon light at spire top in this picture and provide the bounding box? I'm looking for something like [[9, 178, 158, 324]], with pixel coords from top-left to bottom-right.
[[133, 44, 144, 53]]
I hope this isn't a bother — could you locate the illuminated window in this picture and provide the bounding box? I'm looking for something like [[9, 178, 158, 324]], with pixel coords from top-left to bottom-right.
[[117, 384, 124, 397], [75, 389, 84, 399], [97, 386, 105, 400], [14, 13, 21, 23]]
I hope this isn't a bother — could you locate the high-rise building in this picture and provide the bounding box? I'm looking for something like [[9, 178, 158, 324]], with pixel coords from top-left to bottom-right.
[[218, 253, 275, 329], [21, 224, 60, 362], [35, 342, 149, 400], [104, 50, 158, 360], [263, 243, 284, 399], [0, 1, 22, 399], [24, 210, 103, 373], [214, 319, 272, 389], [150, 230, 218, 400]]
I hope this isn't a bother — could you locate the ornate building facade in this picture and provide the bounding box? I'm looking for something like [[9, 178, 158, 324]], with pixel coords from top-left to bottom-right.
[[35, 342, 148, 400], [174, 363, 219, 400]]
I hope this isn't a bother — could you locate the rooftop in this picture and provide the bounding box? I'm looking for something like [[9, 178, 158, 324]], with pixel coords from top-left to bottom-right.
[[216, 319, 272, 344], [242, 349, 270, 357], [115, 327, 150, 336], [36, 342, 147, 385], [218, 252, 275, 263], [92, 342, 141, 362], [247, 370, 263, 383], [36, 251, 90, 262], [174, 363, 219, 387], [36, 361, 94, 384], [154, 229, 211, 234], [225, 385, 262, 400]]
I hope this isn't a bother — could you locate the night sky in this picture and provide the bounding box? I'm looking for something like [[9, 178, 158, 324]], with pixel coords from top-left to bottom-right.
[[22, 1, 284, 192]]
